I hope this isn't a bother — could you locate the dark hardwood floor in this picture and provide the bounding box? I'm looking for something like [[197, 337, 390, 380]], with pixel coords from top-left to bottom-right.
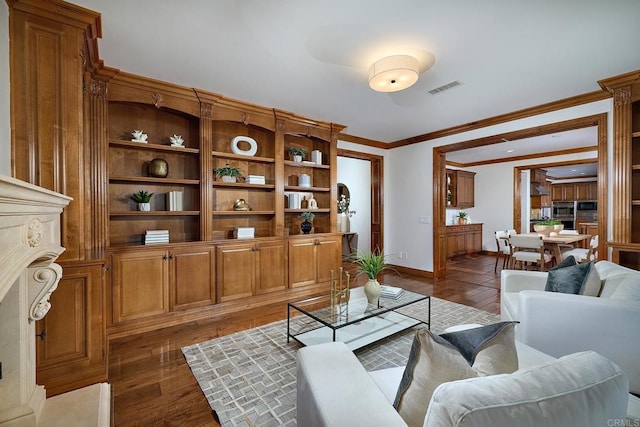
[[109, 254, 502, 426]]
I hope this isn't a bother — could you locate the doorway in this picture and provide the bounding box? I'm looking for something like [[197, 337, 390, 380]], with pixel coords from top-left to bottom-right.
[[432, 114, 608, 278], [337, 149, 384, 252]]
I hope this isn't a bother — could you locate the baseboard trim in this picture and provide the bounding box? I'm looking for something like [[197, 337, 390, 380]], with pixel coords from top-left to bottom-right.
[[388, 264, 433, 278]]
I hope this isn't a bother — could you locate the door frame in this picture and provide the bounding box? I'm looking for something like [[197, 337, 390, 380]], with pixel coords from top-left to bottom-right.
[[337, 149, 384, 251], [432, 113, 608, 278]]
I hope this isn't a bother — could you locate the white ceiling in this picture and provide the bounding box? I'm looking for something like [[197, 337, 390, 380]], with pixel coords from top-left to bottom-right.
[[72, 0, 640, 143]]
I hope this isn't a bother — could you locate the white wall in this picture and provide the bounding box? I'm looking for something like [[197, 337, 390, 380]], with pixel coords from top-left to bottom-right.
[[337, 157, 371, 253], [385, 98, 613, 272], [0, 3, 10, 176]]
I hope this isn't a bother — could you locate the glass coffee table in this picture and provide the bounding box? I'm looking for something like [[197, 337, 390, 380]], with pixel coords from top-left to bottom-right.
[[287, 287, 430, 351]]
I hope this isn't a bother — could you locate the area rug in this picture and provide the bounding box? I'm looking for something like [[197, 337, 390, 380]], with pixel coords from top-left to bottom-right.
[[182, 297, 500, 426]]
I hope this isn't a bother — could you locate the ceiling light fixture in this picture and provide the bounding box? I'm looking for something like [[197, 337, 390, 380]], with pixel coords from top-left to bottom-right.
[[369, 55, 419, 93]]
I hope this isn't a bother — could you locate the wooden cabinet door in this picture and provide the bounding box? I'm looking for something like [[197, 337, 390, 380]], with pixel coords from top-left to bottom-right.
[[316, 237, 341, 284], [216, 244, 255, 302], [255, 240, 287, 295], [551, 185, 564, 201], [446, 232, 458, 258], [111, 249, 169, 323], [170, 246, 215, 311], [457, 171, 475, 208], [576, 183, 590, 200], [564, 184, 576, 201], [289, 239, 318, 288], [36, 263, 107, 396], [588, 182, 598, 200]]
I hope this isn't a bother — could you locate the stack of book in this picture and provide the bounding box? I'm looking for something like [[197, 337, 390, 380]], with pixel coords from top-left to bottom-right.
[[246, 175, 266, 185], [166, 191, 183, 211], [145, 230, 169, 245], [234, 227, 255, 239], [380, 285, 405, 299]]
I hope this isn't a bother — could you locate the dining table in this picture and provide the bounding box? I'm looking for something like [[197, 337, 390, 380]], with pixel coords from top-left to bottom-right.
[[524, 233, 592, 262]]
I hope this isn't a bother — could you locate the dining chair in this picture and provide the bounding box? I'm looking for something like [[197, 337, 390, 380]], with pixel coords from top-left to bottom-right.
[[494, 230, 511, 272], [561, 235, 599, 263], [506, 229, 517, 237], [509, 234, 554, 271]]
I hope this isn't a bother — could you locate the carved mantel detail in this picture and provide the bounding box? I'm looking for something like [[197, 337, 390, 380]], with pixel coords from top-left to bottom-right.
[[89, 79, 107, 99], [28, 264, 63, 321], [27, 218, 43, 247]]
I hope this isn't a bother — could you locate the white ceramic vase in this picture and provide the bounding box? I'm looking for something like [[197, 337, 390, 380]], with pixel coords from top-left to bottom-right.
[[138, 202, 150, 211], [364, 278, 381, 305], [337, 212, 347, 232]]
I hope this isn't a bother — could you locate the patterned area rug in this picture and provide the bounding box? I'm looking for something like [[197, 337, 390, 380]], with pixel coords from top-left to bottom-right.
[[182, 297, 500, 426]]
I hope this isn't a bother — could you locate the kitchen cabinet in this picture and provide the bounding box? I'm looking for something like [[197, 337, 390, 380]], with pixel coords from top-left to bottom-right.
[[445, 224, 483, 258], [576, 182, 597, 201], [288, 236, 341, 288], [216, 240, 287, 303], [446, 169, 476, 208], [170, 247, 216, 311]]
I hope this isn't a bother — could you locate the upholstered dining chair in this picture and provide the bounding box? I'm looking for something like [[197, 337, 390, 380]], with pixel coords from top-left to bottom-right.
[[561, 235, 599, 263], [494, 230, 511, 272], [509, 234, 554, 271]]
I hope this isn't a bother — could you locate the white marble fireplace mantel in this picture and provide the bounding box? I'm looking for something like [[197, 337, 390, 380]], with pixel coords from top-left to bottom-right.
[[0, 174, 109, 427]]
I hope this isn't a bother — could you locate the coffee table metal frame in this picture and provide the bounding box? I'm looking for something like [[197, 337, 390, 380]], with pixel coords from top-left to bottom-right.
[[287, 289, 430, 351]]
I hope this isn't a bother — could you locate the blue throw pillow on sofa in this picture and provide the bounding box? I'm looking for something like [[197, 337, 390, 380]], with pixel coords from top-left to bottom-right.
[[544, 256, 591, 294]]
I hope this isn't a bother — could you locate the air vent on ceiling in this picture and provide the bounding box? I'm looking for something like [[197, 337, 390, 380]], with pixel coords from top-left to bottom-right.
[[428, 80, 462, 95]]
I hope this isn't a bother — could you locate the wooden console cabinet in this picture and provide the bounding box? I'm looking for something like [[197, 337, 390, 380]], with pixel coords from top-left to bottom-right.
[[445, 224, 483, 258]]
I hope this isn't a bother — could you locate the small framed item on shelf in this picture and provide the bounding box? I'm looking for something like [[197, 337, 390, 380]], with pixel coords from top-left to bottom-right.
[[234, 227, 255, 239]]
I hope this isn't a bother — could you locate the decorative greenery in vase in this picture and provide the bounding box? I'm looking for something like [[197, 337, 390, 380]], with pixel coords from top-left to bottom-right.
[[214, 164, 243, 182], [130, 190, 154, 203], [457, 211, 468, 223], [287, 147, 307, 161], [300, 211, 315, 221], [353, 249, 396, 280]]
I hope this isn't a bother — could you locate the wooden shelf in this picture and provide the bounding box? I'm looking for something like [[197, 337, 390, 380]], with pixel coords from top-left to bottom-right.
[[213, 182, 275, 189], [109, 175, 200, 185], [109, 139, 200, 154], [632, 131, 640, 138], [632, 200, 640, 206], [284, 186, 330, 192], [284, 160, 330, 169], [212, 151, 275, 163], [285, 208, 331, 213], [212, 210, 276, 216], [110, 211, 200, 217], [632, 164, 640, 170]]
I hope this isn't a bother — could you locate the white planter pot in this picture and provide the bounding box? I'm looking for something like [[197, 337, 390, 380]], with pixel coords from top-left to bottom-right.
[[138, 202, 151, 211], [221, 175, 237, 183], [293, 155, 303, 163]]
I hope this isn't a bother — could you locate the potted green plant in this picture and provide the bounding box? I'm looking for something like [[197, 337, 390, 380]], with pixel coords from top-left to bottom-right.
[[131, 190, 154, 211], [457, 211, 468, 224], [300, 211, 315, 234], [214, 164, 243, 183], [287, 147, 307, 162], [353, 249, 397, 305]]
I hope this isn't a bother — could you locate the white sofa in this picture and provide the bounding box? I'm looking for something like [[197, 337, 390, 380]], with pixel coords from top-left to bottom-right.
[[501, 260, 640, 394], [296, 339, 633, 426]]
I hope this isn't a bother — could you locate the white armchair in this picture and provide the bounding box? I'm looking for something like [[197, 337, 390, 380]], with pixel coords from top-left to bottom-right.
[[501, 261, 640, 394]]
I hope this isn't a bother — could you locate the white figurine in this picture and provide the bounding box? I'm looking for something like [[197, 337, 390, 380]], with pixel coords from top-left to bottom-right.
[[308, 195, 318, 209], [170, 134, 184, 147], [131, 130, 148, 142]]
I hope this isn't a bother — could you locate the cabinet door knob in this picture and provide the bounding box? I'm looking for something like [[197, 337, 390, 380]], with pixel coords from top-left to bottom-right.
[[168, 254, 174, 259], [36, 329, 46, 341], [162, 255, 168, 260]]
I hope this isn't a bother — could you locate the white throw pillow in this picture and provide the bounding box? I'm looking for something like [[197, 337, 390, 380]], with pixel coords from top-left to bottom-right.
[[609, 275, 640, 301]]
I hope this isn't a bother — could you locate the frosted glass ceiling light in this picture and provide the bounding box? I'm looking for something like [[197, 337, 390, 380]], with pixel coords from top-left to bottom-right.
[[368, 55, 419, 93]]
